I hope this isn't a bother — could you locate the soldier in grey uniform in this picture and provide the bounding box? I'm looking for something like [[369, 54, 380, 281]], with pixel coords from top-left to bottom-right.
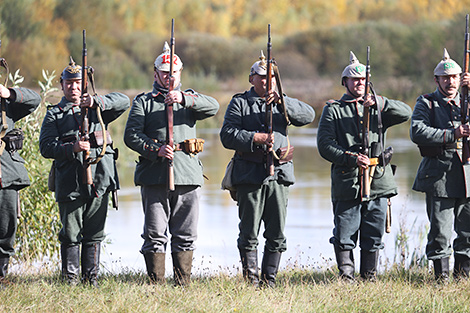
[[124, 43, 219, 286], [39, 59, 130, 286], [0, 83, 40, 281], [317, 51, 411, 281], [411, 49, 470, 281], [220, 52, 315, 287]]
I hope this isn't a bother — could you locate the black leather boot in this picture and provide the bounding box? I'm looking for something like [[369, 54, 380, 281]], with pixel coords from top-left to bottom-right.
[[454, 254, 470, 280], [433, 257, 450, 283], [81, 243, 100, 287], [334, 246, 355, 281], [172, 251, 193, 286], [239, 249, 259, 286], [360, 250, 378, 281], [61, 244, 80, 285], [0, 257, 9, 279], [144, 252, 166, 283], [260, 249, 281, 288]]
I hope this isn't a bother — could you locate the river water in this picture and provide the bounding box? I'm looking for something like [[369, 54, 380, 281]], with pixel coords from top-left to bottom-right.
[[101, 125, 431, 276]]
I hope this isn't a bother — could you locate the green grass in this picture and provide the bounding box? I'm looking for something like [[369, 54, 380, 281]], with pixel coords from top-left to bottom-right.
[[2, 266, 470, 313]]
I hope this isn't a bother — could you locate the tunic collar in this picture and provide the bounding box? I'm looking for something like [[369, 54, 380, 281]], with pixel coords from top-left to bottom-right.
[[152, 82, 182, 97], [434, 88, 460, 106]]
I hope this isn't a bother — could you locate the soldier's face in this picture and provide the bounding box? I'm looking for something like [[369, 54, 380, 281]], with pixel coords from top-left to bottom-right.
[[249, 74, 276, 97], [61, 79, 82, 103], [435, 74, 459, 98], [154, 69, 181, 90], [344, 77, 366, 98]]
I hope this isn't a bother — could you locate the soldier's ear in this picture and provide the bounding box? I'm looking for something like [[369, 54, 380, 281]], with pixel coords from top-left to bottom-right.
[[248, 75, 253, 85]]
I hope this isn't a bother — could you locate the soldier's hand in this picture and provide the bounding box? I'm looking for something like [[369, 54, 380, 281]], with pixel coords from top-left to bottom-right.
[[455, 124, 470, 139], [253, 132, 274, 149], [73, 138, 90, 153], [165, 91, 184, 105], [0, 84, 11, 99], [363, 94, 376, 108], [266, 89, 280, 105], [80, 93, 95, 108], [356, 153, 370, 169], [158, 144, 174, 160], [461, 72, 470, 87]]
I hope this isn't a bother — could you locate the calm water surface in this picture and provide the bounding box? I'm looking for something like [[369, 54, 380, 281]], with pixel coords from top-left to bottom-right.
[[102, 125, 430, 276]]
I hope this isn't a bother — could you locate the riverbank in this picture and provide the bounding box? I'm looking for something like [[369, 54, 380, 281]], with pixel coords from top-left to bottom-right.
[[1, 267, 469, 312]]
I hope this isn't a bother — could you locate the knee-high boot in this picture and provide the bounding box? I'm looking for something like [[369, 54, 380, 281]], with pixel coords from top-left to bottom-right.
[[260, 248, 281, 288], [433, 257, 450, 282], [360, 250, 379, 281], [334, 246, 355, 281], [239, 249, 259, 285], [144, 252, 166, 283], [454, 254, 470, 280], [61, 244, 80, 285], [81, 243, 100, 287], [0, 257, 9, 279], [172, 251, 193, 286]]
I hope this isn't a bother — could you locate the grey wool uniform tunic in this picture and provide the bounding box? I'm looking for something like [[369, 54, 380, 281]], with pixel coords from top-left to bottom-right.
[[317, 93, 411, 251], [124, 82, 219, 253], [220, 87, 315, 252], [317, 94, 412, 202], [39, 92, 130, 244], [411, 88, 470, 260], [0, 87, 41, 256]]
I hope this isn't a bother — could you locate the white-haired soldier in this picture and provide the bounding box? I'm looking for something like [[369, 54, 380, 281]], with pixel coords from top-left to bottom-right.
[[220, 51, 314, 287], [317, 51, 411, 281], [411, 49, 470, 281], [124, 42, 219, 286]]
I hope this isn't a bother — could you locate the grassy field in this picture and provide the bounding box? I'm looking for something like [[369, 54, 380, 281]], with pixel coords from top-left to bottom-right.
[[1, 266, 470, 313]]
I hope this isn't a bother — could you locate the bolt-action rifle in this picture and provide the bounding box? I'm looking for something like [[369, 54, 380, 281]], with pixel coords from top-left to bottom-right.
[[361, 46, 371, 201], [81, 30, 93, 185], [266, 24, 274, 176], [461, 14, 470, 165], [167, 19, 176, 191]]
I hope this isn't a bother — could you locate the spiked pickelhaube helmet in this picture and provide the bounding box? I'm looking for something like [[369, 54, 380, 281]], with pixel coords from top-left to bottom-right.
[[250, 50, 274, 76], [341, 51, 366, 85], [60, 56, 81, 81], [154, 41, 183, 72], [434, 48, 462, 76]]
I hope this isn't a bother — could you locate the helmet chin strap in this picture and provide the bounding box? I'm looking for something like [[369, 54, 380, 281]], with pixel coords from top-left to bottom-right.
[[437, 81, 454, 99]]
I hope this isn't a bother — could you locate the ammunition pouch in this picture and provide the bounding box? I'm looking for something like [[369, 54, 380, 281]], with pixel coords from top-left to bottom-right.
[[2, 128, 24, 152], [182, 138, 204, 155], [89, 130, 113, 148]]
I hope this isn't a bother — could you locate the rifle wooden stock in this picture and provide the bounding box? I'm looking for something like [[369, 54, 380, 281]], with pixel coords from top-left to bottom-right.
[[361, 46, 371, 201], [81, 29, 93, 185], [167, 19, 175, 191], [266, 24, 274, 176], [462, 14, 470, 165]]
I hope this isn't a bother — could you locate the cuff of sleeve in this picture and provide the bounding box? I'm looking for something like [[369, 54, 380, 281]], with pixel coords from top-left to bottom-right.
[[144, 140, 162, 162], [345, 151, 358, 167]]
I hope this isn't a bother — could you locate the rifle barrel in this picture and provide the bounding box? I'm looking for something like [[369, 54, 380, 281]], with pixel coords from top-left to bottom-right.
[[361, 46, 371, 201], [167, 19, 175, 191], [81, 29, 93, 185], [266, 24, 274, 176], [462, 14, 470, 165]]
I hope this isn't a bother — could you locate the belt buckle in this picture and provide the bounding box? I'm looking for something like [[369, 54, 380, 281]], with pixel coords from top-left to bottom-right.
[[457, 142, 463, 149]]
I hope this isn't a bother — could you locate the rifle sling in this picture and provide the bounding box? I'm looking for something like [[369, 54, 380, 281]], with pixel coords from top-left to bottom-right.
[[85, 67, 107, 165], [271, 62, 293, 161]]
